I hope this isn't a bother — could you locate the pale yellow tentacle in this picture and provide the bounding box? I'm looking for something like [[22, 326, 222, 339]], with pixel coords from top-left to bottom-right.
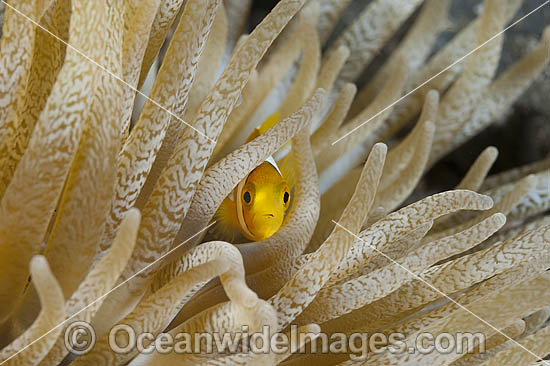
[[0, 257, 64, 366]]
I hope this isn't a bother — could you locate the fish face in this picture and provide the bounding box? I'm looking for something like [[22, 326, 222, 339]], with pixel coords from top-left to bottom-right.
[[238, 162, 290, 241]]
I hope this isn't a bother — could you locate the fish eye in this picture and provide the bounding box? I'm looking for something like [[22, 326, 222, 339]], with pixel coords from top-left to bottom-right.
[[243, 191, 252, 204], [283, 191, 289, 204]]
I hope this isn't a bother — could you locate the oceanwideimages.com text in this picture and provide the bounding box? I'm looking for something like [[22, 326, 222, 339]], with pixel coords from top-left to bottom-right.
[[65, 321, 486, 361]]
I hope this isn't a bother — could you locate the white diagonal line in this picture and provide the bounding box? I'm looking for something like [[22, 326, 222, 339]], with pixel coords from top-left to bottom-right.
[[332, 0, 550, 146], [332, 220, 549, 364], [1, 0, 216, 144], [0, 222, 215, 365]]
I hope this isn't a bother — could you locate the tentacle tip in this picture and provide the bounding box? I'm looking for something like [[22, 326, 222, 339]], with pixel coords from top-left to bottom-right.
[[523, 174, 538, 187], [337, 45, 351, 59], [424, 120, 436, 133], [485, 146, 499, 158], [314, 87, 327, 98], [426, 89, 440, 104], [478, 194, 494, 209], [125, 207, 142, 222], [370, 142, 388, 159], [492, 212, 507, 225], [344, 82, 357, 95], [304, 0, 320, 20], [30, 255, 48, 273], [373, 142, 388, 154]]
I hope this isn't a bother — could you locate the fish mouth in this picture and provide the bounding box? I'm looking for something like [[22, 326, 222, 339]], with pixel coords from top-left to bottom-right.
[[263, 213, 275, 218]]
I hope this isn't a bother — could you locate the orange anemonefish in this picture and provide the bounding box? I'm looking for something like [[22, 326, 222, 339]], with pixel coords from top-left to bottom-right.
[[214, 112, 294, 242]]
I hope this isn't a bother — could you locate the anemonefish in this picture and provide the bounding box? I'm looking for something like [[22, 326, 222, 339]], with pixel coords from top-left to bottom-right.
[[213, 112, 294, 242]]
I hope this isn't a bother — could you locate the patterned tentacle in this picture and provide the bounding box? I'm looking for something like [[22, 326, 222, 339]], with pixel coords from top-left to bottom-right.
[[434, 275, 550, 362], [308, 167, 362, 252], [449, 319, 525, 366], [355, 255, 550, 365], [0, 0, 104, 322], [482, 156, 550, 191], [74, 241, 259, 366], [42, 0, 124, 300], [378, 90, 439, 189], [321, 243, 549, 338], [144, 298, 276, 365], [183, 4, 228, 122], [351, 0, 450, 114], [319, 82, 428, 215], [426, 174, 537, 242], [90, 0, 222, 334], [0, 0, 51, 146], [430, 175, 548, 244], [315, 0, 352, 45], [432, 146, 499, 232], [520, 307, 549, 338], [137, 0, 186, 88], [118, 0, 162, 138], [370, 120, 435, 216], [331, 0, 423, 83], [209, 68, 260, 163], [457, 146, 499, 191], [383, 0, 523, 144], [39, 209, 140, 365], [223, 0, 252, 49], [326, 190, 494, 287], [438, 221, 549, 283], [354, 221, 433, 277], [270, 143, 387, 330], [316, 60, 408, 176], [311, 82, 355, 156], [315, 46, 350, 95], [367, 273, 550, 365], [0, 0, 68, 196], [135, 4, 228, 210], [428, 0, 520, 165], [132, 118, 184, 211], [98, 0, 220, 254], [253, 254, 314, 302], [448, 26, 550, 162], [295, 213, 505, 326], [505, 170, 550, 225], [199, 323, 320, 366], [212, 17, 304, 161], [521, 306, 550, 338], [272, 324, 321, 365], [278, 3, 321, 119], [479, 325, 550, 366], [382, 21, 478, 142], [482, 215, 550, 254]]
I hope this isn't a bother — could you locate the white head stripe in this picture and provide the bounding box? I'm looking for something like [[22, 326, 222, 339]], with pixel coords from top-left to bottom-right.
[[265, 155, 282, 175], [235, 174, 255, 239]]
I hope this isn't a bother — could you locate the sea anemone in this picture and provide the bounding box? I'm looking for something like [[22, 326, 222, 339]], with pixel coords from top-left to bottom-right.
[[0, 0, 549, 365]]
